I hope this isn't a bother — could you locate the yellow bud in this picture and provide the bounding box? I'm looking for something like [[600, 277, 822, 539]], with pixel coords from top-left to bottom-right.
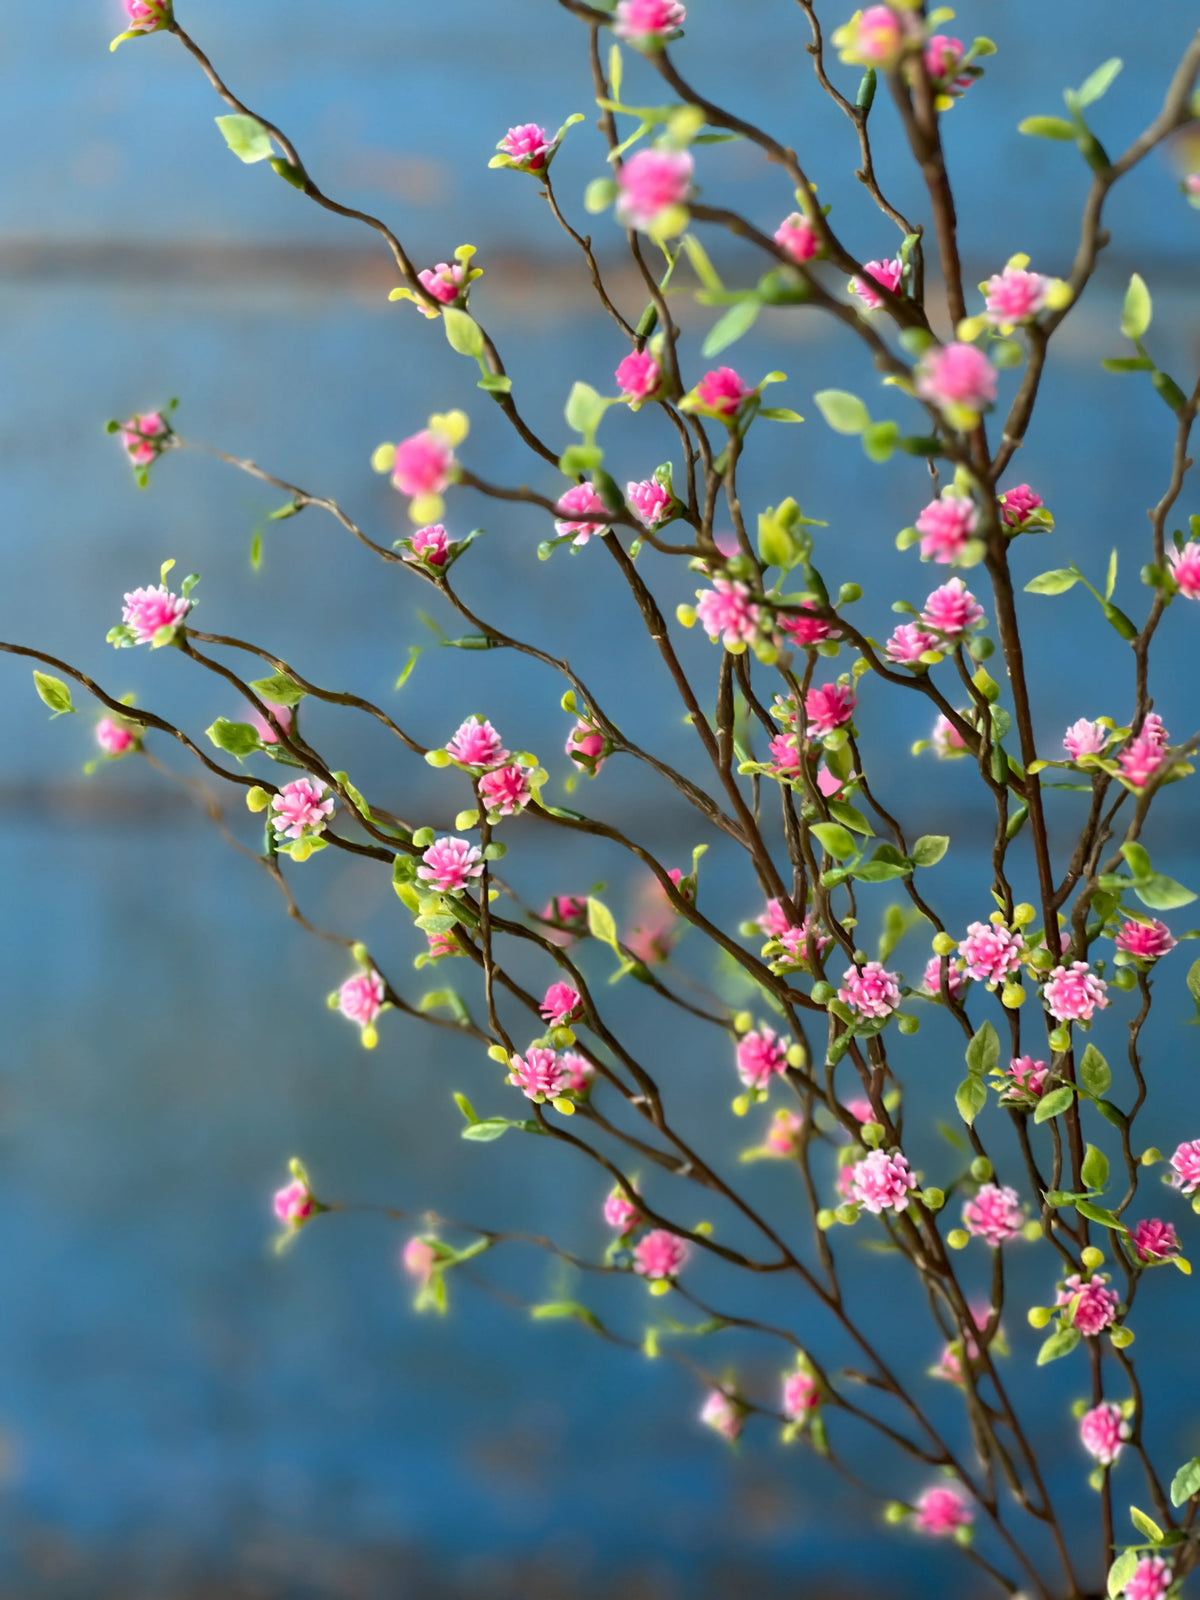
[[676, 604, 697, 628], [816, 1209, 836, 1231], [731, 1094, 750, 1117], [428, 409, 469, 445], [648, 1278, 671, 1297], [733, 1011, 753, 1034], [1012, 903, 1036, 926], [1109, 1325, 1134, 1348], [551, 1097, 576, 1116], [370, 442, 396, 474], [947, 1229, 970, 1250], [409, 492, 445, 525], [487, 1045, 510, 1064], [1001, 983, 1026, 1009], [931, 932, 957, 957], [1027, 1305, 1052, 1328], [694, 1221, 714, 1236], [361, 1025, 378, 1051], [246, 785, 271, 813], [786, 1044, 806, 1068], [1081, 1245, 1105, 1272]]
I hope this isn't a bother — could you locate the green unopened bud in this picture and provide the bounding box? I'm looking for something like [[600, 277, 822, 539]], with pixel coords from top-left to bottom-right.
[[424, 749, 452, 768], [932, 932, 957, 957], [816, 1208, 836, 1231], [1140, 1147, 1163, 1166], [897, 1013, 920, 1035], [1001, 983, 1026, 1009], [1027, 1305, 1052, 1328], [1111, 967, 1137, 991], [676, 604, 697, 628], [246, 785, 271, 813], [1022, 1219, 1043, 1242], [733, 1010, 753, 1034], [835, 1203, 860, 1226], [883, 1502, 908, 1525], [1071, 1398, 1089, 1419], [811, 981, 835, 1005], [1109, 1324, 1135, 1349], [1081, 1245, 1105, 1272], [947, 1228, 970, 1250], [838, 582, 863, 604], [786, 1044, 806, 1068], [1012, 902, 1037, 926], [970, 1156, 993, 1183], [921, 1187, 945, 1211], [1087, 1467, 1105, 1493], [351, 941, 370, 966]]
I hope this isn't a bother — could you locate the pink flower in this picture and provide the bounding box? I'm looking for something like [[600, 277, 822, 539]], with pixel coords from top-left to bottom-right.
[[392, 430, 455, 498], [932, 1305, 991, 1383], [817, 763, 853, 797], [417, 836, 485, 893], [776, 919, 832, 970], [921, 578, 984, 637], [1132, 1218, 1180, 1263], [566, 718, 608, 772], [767, 733, 801, 774], [541, 982, 582, 1027], [1116, 918, 1176, 961], [1168, 541, 1200, 598], [778, 602, 840, 647], [627, 478, 672, 528], [613, 0, 686, 46], [1063, 718, 1107, 760], [1119, 731, 1167, 788], [407, 523, 451, 568], [615, 349, 662, 402], [700, 1388, 745, 1442], [886, 623, 941, 664], [931, 713, 969, 758], [1002, 1056, 1047, 1105], [923, 955, 965, 998], [915, 493, 978, 563], [426, 931, 459, 959], [1123, 1556, 1173, 1600], [120, 410, 169, 465], [1079, 1401, 1129, 1466], [1188, 173, 1200, 198], [774, 212, 820, 264], [125, 0, 169, 29], [479, 764, 532, 816], [735, 1026, 789, 1089], [274, 1179, 313, 1228], [542, 895, 589, 940], [962, 1182, 1023, 1246], [337, 970, 385, 1028], [805, 683, 855, 736], [633, 1228, 689, 1280], [756, 898, 791, 939], [446, 716, 508, 769], [958, 921, 1024, 985], [499, 123, 551, 170], [1170, 1139, 1200, 1195], [694, 366, 751, 417], [998, 483, 1045, 528], [850, 1149, 916, 1214], [844, 1098, 874, 1124], [1143, 713, 1168, 747], [765, 1109, 805, 1156], [559, 1051, 595, 1094], [96, 716, 136, 756], [270, 778, 334, 841], [402, 1237, 438, 1285], [695, 578, 761, 648], [924, 34, 969, 87], [913, 1484, 973, 1536], [249, 701, 293, 745], [615, 148, 693, 230], [121, 583, 191, 644], [554, 482, 611, 545], [1056, 1273, 1119, 1337], [838, 961, 901, 1020], [783, 1368, 819, 1419], [915, 343, 998, 418], [835, 6, 905, 69], [508, 1045, 572, 1102], [417, 262, 465, 305], [604, 1188, 640, 1233], [849, 257, 903, 311], [1043, 961, 1108, 1023], [983, 265, 1051, 327]]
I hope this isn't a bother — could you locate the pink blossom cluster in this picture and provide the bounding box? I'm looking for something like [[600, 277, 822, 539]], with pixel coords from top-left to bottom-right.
[[783, 1367, 819, 1419], [96, 716, 138, 756], [1116, 918, 1176, 961], [446, 716, 508, 769], [632, 1228, 689, 1280], [915, 342, 998, 418], [559, 1052, 594, 1095], [735, 1026, 789, 1089], [775, 918, 832, 971], [418, 836, 485, 893], [691, 366, 752, 417], [1123, 1557, 1173, 1600], [540, 982, 582, 1027], [613, 0, 686, 47], [615, 350, 662, 402], [1170, 1139, 1200, 1196], [274, 1179, 313, 1228], [338, 970, 385, 1028], [1132, 1218, 1180, 1263], [406, 523, 451, 567], [923, 955, 965, 999], [270, 778, 335, 841], [915, 493, 977, 564], [120, 410, 169, 464], [121, 583, 191, 644], [479, 764, 532, 816], [417, 262, 465, 305], [835, 6, 906, 70], [498, 124, 552, 171], [604, 1187, 640, 1233], [249, 701, 293, 745], [541, 895, 589, 941], [124, 0, 170, 29], [1000, 1056, 1048, 1106], [923, 35, 973, 94], [555, 483, 611, 544], [774, 212, 820, 265], [982, 264, 1051, 326], [1079, 1401, 1129, 1466], [850, 1149, 917, 1215], [695, 578, 761, 648], [392, 429, 455, 498], [838, 961, 901, 1020], [700, 1388, 745, 1442], [1169, 540, 1200, 599], [1119, 714, 1169, 788], [912, 1484, 973, 1536], [566, 718, 609, 774], [998, 483, 1045, 529], [627, 477, 672, 529], [921, 579, 984, 637], [958, 921, 1024, 985], [962, 1183, 1023, 1246], [615, 148, 693, 230], [508, 1045, 572, 1102], [931, 714, 969, 758], [402, 1237, 438, 1285], [1042, 961, 1108, 1023], [1063, 718, 1107, 761], [886, 622, 940, 665], [849, 257, 903, 312], [805, 683, 855, 736], [764, 1109, 805, 1157], [778, 602, 840, 647], [1056, 1273, 1119, 1337]]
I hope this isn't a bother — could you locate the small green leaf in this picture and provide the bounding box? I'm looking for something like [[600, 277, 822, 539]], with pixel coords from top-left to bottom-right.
[[215, 113, 274, 164], [861, 420, 899, 463], [814, 389, 870, 435], [1018, 115, 1078, 141], [205, 718, 260, 756], [1101, 356, 1155, 373], [758, 407, 804, 422], [811, 822, 857, 860], [531, 1300, 603, 1331], [701, 298, 761, 358], [1108, 1550, 1138, 1598], [249, 672, 307, 708], [955, 1075, 987, 1126], [32, 671, 75, 718], [1122, 842, 1153, 878], [827, 800, 873, 836], [1187, 957, 1200, 1006], [587, 895, 622, 955], [1170, 1457, 1200, 1507], [1081, 1144, 1109, 1191], [1077, 57, 1123, 107], [477, 373, 513, 395], [1036, 1324, 1081, 1364], [966, 1020, 1000, 1079], [442, 307, 484, 358], [1078, 1043, 1111, 1098], [1025, 569, 1079, 595], [565, 381, 607, 439], [911, 834, 949, 868], [461, 1119, 514, 1142], [1134, 874, 1196, 911], [1121, 273, 1152, 341], [1129, 1506, 1164, 1545], [1034, 1085, 1075, 1123], [1075, 1199, 1124, 1230]]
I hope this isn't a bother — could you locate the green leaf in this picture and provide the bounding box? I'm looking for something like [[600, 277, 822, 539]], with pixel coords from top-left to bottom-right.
[[1153, 370, 1189, 415], [215, 113, 274, 164], [1170, 1457, 1200, 1507], [205, 718, 260, 757], [583, 176, 618, 213], [1187, 957, 1200, 1006], [1036, 1324, 1081, 1364], [249, 672, 307, 708], [1078, 1043, 1111, 1098], [1108, 1551, 1138, 1599], [827, 800, 873, 836], [32, 671, 75, 718], [477, 373, 513, 395], [811, 822, 857, 860], [1122, 842, 1153, 878], [418, 988, 470, 1027], [558, 444, 603, 476], [442, 307, 484, 358], [758, 407, 803, 423], [966, 1021, 1000, 1079], [1102, 600, 1138, 641], [395, 646, 422, 690], [1018, 115, 1078, 141], [1081, 1144, 1109, 1191], [1121, 273, 1152, 341], [1134, 873, 1196, 911], [1077, 57, 1123, 107], [861, 420, 899, 463], [911, 834, 949, 868], [1034, 1085, 1075, 1123], [701, 298, 761, 358], [1101, 356, 1155, 373], [565, 381, 607, 439], [1075, 1199, 1124, 1230], [587, 895, 622, 956], [813, 389, 870, 435], [461, 1119, 515, 1142], [531, 1300, 603, 1331], [955, 1075, 987, 1126], [1130, 1506, 1164, 1545], [1025, 568, 1079, 595], [852, 860, 910, 883]]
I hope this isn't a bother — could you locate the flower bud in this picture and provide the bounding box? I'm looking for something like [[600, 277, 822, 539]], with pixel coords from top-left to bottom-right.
[[861, 1121, 884, 1148], [1081, 1246, 1105, 1272], [921, 1187, 945, 1211], [816, 1208, 836, 1230], [835, 1203, 860, 1226], [932, 932, 957, 957], [1001, 983, 1026, 1009], [1012, 903, 1037, 926], [947, 1228, 970, 1250], [1109, 1325, 1134, 1348], [1027, 1305, 1052, 1328], [733, 1010, 753, 1033], [1140, 1147, 1163, 1166], [969, 1156, 993, 1182], [246, 786, 271, 813], [897, 1013, 920, 1034], [883, 1502, 908, 1525]]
